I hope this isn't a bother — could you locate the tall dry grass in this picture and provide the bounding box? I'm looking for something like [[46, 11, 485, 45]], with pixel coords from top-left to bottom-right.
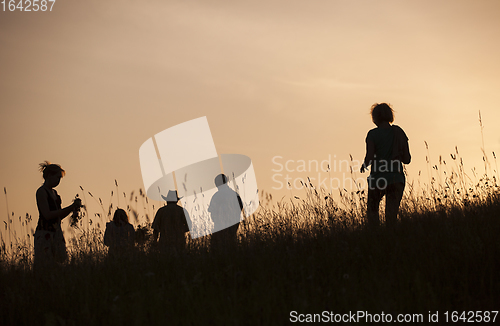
[[1, 123, 500, 324]]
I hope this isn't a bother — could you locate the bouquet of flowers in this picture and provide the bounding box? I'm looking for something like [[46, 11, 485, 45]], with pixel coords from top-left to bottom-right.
[[70, 195, 83, 228]]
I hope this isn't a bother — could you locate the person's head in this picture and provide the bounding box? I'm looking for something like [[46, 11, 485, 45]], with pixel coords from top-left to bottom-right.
[[161, 190, 181, 204], [370, 103, 394, 126], [214, 174, 228, 187], [39, 161, 65, 188], [113, 208, 129, 226]]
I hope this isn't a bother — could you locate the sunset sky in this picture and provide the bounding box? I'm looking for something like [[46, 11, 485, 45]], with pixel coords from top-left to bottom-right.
[[1, 0, 500, 241]]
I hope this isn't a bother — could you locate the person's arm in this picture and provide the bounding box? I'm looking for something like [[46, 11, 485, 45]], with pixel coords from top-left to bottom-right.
[[401, 138, 411, 164], [361, 139, 375, 173], [237, 195, 243, 212], [394, 126, 411, 164], [151, 212, 160, 242], [103, 224, 111, 247], [128, 224, 135, 245], [36, 188, 80, 220], [207, 198, 213, 214], [182, 208, 192, 235]]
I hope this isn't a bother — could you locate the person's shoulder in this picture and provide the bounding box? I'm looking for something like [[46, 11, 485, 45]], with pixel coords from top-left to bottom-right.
[[392, 125, 409, 139], [154, 204, 176, 218], [105, 222, 116, 233], [155, 205, 168, 214], [209, 191, 222, 201], [164, 203, 184, 212], [392, 124, 404, 131], [36, 186, 48, 199], [171, 204, 186, 217], [366, 127, 378, 140], [173, 204, 184, 211]]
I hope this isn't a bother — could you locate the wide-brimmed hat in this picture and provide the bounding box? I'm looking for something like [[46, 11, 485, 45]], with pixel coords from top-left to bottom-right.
[[161, 190, 182, 202]]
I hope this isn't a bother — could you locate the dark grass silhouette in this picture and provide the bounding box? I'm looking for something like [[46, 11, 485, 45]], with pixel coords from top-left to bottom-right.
[[1, 135, 500, 324]]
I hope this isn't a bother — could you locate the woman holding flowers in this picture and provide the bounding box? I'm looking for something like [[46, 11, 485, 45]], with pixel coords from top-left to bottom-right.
[[34, 161, 81, 266]]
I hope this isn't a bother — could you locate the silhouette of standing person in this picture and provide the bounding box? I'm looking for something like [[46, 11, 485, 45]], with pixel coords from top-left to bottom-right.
[[104, 208, 135, 257], [208, 174, 243, 249], [152, 190, 190, 253], [361, 103, 411, 228], [34, 161, 81, 266]]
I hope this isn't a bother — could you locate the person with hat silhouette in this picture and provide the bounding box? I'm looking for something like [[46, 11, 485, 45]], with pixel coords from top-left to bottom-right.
[[151, 190, 191, 252]]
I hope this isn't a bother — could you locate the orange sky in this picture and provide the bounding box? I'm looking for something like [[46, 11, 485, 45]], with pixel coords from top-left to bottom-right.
[[1, 0, 500, 242]]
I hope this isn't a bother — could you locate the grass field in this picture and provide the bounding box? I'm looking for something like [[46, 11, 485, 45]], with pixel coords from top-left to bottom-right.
[[1, 150, 500, 325]]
